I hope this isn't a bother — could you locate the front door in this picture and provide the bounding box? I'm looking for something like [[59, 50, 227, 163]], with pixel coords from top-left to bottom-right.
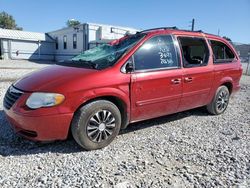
[[130, 35, 183, 122]]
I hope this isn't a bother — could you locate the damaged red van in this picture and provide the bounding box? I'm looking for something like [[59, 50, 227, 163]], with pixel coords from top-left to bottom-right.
[[3, 27, 242, 150]]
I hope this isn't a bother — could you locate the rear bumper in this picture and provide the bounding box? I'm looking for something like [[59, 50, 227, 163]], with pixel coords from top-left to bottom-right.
[[4, 108, 73, 142]]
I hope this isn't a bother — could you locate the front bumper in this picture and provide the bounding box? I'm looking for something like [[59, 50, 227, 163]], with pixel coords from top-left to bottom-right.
[[4, 107, 73, 142]]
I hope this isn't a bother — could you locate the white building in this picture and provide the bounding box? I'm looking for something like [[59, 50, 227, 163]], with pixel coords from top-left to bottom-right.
[[48, 23, 138, 61], [0, 23, 138, 61], [0, 28, 55, 60]]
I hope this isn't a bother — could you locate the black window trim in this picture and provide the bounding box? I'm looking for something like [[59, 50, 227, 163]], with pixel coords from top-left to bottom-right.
[[208, 39, 237, 64], [133, 65, 180, 73], [130, 34, 181, 73], [177, 36, 210, 68]]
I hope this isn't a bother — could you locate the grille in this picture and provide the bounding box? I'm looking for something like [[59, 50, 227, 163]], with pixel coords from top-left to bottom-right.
[[3, 86, 23, 110]]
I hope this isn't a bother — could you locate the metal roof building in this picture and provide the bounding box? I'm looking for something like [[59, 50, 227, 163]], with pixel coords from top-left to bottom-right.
[[0, 29, 55, 60], [48, 23, 138, 61]]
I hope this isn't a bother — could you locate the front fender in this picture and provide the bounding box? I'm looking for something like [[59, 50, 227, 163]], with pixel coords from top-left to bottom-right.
[[70, 85, 130, 121]]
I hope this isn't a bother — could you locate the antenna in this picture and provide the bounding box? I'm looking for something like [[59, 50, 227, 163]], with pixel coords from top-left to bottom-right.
[[191, 19, 195, 31], [188, 18, 195, 31]]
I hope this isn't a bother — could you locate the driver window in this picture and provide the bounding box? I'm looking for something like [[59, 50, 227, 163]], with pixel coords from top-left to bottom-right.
[[133, 35, 179, 71]]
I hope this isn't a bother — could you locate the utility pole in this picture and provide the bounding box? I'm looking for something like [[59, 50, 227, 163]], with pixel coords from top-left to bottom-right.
[[191, 18, 195, 31]]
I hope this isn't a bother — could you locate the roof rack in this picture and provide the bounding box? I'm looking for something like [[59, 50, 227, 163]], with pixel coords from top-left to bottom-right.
[[139, 27, 178, 33], [136, 27, 221, 37], [174, 29, 220, 37], [138, 27, 206, 34], [177, 29, 203, 33]]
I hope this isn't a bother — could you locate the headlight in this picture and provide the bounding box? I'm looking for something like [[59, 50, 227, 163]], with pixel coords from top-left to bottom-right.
[[26, 92, 65, 109]]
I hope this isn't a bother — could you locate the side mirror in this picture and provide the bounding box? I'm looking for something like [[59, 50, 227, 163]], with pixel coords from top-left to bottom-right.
[[121, 58, 134, 73], [125, 61, 134, 73]]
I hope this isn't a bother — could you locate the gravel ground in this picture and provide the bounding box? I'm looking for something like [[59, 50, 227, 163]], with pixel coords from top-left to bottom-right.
[[0, 61, 249, 187], [0, 60, 51, 82]]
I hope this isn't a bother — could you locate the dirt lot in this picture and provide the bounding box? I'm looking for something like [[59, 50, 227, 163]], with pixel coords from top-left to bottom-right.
[[0, 60, 249, 187]]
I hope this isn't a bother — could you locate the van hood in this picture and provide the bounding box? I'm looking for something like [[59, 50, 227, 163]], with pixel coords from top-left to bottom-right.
[[13, 65, 97, 92]]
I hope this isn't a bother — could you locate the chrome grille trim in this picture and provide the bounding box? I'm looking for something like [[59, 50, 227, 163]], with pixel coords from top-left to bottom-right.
[[3, 86, 23, 110]]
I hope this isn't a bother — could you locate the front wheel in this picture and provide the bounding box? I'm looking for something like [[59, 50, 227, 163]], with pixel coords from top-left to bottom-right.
[[206, 86, 230, 115], [71, 100, 121, 150]]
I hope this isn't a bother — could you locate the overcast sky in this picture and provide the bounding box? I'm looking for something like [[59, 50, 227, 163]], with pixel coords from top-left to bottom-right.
[[1, 0, 250, 43]]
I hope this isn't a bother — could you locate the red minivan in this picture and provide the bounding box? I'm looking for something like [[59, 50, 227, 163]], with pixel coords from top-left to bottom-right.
[[3, 27, 242, 150]]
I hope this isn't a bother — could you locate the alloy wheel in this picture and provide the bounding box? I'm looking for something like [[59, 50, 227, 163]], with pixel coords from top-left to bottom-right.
[[86, 110, 116, 143], [216, 90, 229, 112]]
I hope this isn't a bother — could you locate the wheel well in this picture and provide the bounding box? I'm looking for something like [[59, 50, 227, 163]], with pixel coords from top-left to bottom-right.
[[99, 96, 129, 129], [222, 82, 233, 94], [72, 96, 129, 132]]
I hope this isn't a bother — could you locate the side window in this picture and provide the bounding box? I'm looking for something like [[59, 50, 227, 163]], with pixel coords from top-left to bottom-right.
[[63, 35, 67, 49], [55, 37, 58, 50], [73, 34, 77, 49], [133, 35, 179, 71], [178, 37, 209, 67], [210, 40, 235, 63]]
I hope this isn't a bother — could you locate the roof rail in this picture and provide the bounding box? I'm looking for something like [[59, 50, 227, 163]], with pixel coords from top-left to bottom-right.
[[136, 27, 219, 36], [138, 27, 207, 34], [139, 27, 178, 33], [173, 29, 204, 33]]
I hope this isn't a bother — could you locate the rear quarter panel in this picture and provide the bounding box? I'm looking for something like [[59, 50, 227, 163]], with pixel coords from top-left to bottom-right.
[[206, 36, 242, 102], [211, 61, 242, 94]]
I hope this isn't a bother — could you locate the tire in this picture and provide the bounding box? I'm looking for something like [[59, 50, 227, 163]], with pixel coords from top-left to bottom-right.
[[206, 86, 230, 115], [71, 100, 121, 150]]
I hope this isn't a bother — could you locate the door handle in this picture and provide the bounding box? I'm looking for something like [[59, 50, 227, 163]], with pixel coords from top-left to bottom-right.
[[171, 78, 181, 84], [184, 77, 193, 83]]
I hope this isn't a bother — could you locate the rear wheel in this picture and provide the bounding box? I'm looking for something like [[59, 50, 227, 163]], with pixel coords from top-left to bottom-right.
[[206, 86, 230, 115], [71, 100, 121, 150]]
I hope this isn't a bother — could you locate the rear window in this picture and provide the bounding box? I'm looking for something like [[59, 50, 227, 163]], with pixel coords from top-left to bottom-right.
[[210, 40, 235, 63]]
